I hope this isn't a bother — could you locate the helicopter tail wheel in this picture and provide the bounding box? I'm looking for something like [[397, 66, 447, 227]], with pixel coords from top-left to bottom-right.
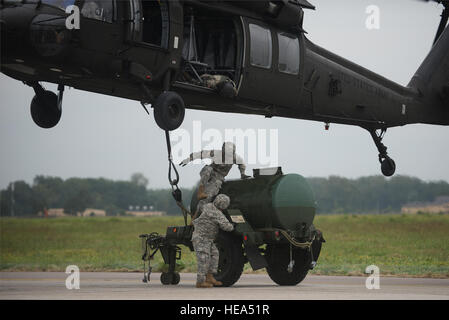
[[153, 91, 185, 131], [30, 90, 61, 129], [368, 128, 396, 177], [380, 156, 396, 177]]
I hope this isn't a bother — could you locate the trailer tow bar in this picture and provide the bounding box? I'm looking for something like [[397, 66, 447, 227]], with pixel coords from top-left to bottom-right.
[[140, 232, 164, 283]]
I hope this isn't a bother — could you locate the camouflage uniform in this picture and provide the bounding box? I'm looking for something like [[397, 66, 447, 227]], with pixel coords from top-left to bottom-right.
[[192, 194, 234, 283], [180, 142, 248, 214]]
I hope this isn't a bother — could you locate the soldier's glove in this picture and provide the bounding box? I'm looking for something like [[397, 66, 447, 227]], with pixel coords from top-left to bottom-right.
[[179, 158, 190, 167], [197, 192, 208, 200], [241, 174, 251, 180], [197, 185, 208, 200]]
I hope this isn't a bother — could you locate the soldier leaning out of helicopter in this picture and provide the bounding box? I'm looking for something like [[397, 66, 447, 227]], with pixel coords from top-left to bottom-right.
[[191, 194, 234, 288], [179, 141, 250, 219]]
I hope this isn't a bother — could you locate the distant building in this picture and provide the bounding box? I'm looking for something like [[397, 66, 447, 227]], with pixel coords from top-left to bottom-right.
[[401, 196, 449, 214], [79, 208, 106, 217], [125, 210, 165, 217], [40, 208, 106, 217], [46, 208, 67, 217]]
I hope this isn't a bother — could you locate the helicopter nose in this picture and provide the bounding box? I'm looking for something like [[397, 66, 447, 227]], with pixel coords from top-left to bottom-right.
[[1, 4, 72, 61], [0, 4, 34, 34], [0, 4, 36, 59]]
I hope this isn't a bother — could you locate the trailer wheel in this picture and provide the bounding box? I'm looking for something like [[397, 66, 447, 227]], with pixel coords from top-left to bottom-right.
[[153, 91, 185, 131], [214, 231, 245, 287], [171, 272, 180, 285], [265, 244, 311, 286], [160, 272, 180, 285]]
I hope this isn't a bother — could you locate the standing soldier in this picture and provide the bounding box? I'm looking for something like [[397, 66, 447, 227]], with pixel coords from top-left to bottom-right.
[[179, 141, 250, 217], [191, 194, 234, 288]]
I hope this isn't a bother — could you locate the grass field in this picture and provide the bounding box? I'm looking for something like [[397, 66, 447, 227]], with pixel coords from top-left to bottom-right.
[[1, 214, 448, 278]]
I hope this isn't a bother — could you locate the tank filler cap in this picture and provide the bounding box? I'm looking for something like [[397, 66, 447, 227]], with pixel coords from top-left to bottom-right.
[[253, 167, 283, 178]]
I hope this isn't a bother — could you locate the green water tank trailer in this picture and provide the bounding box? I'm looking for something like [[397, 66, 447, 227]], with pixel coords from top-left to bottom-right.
[[220, 168, 317, 232], [191, 167, 318, 237], [187, 167, 324, 286], [142, 167, 324, 287]]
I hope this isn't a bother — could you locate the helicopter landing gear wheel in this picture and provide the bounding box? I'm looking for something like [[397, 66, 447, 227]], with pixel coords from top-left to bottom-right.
[[29, 83, 64, 129], [30, 90, 61, 129], [368, 128, 396, 177], [153, 91, 185, 131], [160, 271, 180, 285], [381, 156, 396, 177]]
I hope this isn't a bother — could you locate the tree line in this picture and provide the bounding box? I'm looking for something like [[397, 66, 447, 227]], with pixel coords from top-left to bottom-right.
[[1, 173, 448, 216], [308, 175, 449, 213], [0, 173, 194, 217]]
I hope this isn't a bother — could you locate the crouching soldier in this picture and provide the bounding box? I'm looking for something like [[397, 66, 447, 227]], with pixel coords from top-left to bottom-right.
[[192, 194, 234, 288]]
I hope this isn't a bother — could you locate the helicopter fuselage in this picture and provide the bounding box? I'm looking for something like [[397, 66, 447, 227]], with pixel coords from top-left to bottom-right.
[[1, 0, 448, 177], [2, 0, 447, 129]]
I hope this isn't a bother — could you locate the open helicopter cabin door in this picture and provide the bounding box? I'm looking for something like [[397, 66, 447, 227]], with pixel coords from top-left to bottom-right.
[[238, 18, 303, 110], [174, 5, 244, 95]]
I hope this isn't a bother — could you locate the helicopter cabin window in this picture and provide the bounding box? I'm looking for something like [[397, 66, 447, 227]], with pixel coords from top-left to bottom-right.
[[140, 0, 169, 48], [249, 24, 272, 69], [81, 0, 114, 23], [278, 32, 300, 75]]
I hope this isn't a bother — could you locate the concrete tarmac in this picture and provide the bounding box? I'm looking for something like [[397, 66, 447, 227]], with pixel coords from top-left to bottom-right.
[[1, 272, 448, 300]]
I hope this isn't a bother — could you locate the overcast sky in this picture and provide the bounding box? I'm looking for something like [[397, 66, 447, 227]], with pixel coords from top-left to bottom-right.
[[1, 0, 448, 190]]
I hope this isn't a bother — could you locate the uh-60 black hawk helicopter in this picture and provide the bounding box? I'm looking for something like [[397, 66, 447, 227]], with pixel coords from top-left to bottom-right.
[[1, 0, 448, 176]]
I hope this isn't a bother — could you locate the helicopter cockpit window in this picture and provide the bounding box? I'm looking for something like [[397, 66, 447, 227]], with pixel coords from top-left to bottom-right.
[[278, 32, 300, 75], [249, 24, 272, 69], [41, 0, 76, 10], [81, 0, 114, 23]]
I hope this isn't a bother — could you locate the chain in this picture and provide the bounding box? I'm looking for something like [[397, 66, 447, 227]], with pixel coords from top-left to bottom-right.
[[164, 130, 190, 226], [165, 130, 179, 186], [279, 230, 314, 249]]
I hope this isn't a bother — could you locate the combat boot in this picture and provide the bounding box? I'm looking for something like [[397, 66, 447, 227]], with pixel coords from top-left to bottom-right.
[[206, 273, 223, 286], [196, 281, 213, 288]]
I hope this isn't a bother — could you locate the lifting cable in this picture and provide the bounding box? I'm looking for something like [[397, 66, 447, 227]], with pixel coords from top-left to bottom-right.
[[164, 130, 191, 226]]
